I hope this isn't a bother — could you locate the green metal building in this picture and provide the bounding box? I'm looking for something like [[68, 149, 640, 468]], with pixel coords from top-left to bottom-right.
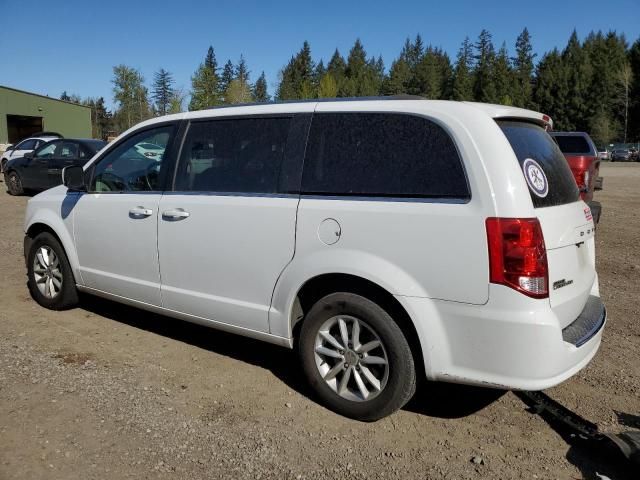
[[0, 85, 92, 144]]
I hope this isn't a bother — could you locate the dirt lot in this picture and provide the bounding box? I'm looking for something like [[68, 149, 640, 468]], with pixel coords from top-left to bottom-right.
[[0, 163, 638, 480]]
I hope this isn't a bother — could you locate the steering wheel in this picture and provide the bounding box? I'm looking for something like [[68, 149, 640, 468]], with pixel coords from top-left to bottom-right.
[[143, 161, 161, 190]]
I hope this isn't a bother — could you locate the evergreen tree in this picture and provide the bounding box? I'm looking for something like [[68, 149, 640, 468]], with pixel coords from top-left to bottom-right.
[[253, 71, 270, 102], [562, 30, 593, 131], [384, 57, 412, 95], [473, 29, 497, 103], [327, 49, 346, 78], [189, 46, 220, 111], [313, 60, 326, 93], [276, 55, 298, 100], [276, 41, 315, 99], [94, 97, 112, 139], [224, 55, 253, 104], [413, 47, 452, 99], [628, 39, 640, 141], [493, 43, 514, 105], [296, 41, 315, 98], [533, 49, 571, 129], [60, 91, 71, 102], [219, 60, 235, 102], [235, 55, 250, 85], [584, 31, 628, 142], [327, 49, 347, 94], [342, 39, 380, 96], [82, 96, 112, 139], [152, 68, 175, 116], [452, 37, 474, 101], [512, 28, 536, 108]]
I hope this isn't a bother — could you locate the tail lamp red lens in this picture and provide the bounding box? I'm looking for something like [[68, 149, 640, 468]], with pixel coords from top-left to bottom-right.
[[570, 167, 588, 191], [486, 218, 549, 298]]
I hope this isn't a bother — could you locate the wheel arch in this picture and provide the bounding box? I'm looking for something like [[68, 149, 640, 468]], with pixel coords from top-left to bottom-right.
[[283, 272, 426, 383], [25, 215, 81, 285]]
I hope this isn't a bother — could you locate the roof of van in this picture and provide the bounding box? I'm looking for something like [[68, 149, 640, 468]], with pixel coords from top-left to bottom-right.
[[130, 97, 552, 132]]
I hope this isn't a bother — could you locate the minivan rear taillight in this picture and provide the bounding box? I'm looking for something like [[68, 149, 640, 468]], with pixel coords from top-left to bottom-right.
[[486, 218, 549, 298]]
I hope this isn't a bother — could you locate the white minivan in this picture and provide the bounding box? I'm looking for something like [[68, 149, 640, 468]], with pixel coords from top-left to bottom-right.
[[24, 98, 606, 421]]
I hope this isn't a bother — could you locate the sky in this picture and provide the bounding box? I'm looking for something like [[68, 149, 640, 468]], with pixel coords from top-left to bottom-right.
[[1, 0, 638, 110]]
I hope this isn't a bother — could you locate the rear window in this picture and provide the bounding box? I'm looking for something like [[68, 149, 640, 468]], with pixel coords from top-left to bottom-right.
[[498, 121, 579, 208], [551, 135, 594, 155], [302, 113, 469, 199]]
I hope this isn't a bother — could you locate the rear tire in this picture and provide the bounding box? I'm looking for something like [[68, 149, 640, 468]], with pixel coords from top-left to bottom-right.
[[299, 292, 416, 421], [27, 232, 78, 310], [7, 171, 24, 195]]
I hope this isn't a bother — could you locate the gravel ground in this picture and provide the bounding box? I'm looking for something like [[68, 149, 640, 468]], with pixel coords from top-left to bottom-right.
[[0, 163, 638, 479]]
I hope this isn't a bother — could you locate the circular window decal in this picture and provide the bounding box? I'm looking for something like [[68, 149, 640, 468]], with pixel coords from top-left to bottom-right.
[[522, 158, 548, 198]]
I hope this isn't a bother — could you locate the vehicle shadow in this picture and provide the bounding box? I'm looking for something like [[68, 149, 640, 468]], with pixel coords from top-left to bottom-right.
[[514, 392, 637, 479], [78, 293, 313, 397], [77, 293, 506, 420], [615, 410, 640, 430], [405, 382, 506, 419]]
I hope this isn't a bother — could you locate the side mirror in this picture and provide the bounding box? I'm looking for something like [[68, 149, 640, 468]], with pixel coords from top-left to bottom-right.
[[24, 151, 34, 159], [62, 165, 86, 192]]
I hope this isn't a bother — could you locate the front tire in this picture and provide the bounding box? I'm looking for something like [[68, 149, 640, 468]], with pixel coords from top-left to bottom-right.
[[27, 232, 78, 310], [299, 292, 416, 421], [7, 171, 24, 195]]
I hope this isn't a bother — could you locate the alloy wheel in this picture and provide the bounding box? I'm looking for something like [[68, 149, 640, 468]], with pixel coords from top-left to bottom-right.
[[314, 315, 389, 402], [32, 246, 63, 298]]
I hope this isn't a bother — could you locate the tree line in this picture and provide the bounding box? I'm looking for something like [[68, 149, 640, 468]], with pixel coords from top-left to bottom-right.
[[62, 28, 640, 144]]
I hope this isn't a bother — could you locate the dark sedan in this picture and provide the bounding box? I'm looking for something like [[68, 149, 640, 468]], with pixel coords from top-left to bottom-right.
[[610, 149, 633, 162], [4, 138, 107, 195]]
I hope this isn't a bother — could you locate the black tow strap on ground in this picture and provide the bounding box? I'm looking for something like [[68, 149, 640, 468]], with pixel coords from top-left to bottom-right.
[[517, 390, 640, 466]]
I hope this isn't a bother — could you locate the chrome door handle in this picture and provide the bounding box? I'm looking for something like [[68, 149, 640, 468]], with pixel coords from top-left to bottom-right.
[[162, 209, 190, 220], [129, 206, 153, 217]]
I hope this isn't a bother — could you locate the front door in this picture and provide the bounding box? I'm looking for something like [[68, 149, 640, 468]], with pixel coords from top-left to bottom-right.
[[48, 140, 80, 187], [157, 116, 303, 332], [22, 140, 61, 190], [73, 125, 176, 305]]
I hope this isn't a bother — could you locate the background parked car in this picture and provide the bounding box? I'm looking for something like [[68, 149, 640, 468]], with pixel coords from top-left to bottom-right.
[[4, 138, 106, 195], [134, 142, 165, 160], [549, 131, 602, 223], [0, 132, 63, 173], [611, 148, 633, 161]]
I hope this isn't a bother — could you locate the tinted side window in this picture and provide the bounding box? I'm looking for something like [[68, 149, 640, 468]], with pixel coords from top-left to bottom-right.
[[301, 113, 469, 199], [552, 135, 594, 155], [174, 117, 290, 193], [18, 139, 37, 150], [35, 141, 60, 158], [498, 121, 579, 208], [60, 141, 79, 159], [90, 126, 174, 192]]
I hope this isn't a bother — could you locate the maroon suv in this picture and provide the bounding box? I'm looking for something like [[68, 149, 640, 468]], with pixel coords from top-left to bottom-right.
[[549, 131, 602, 223]]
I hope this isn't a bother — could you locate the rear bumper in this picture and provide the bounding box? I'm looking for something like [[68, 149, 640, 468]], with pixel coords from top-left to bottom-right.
[[588, 201, 602, 224], [397, 287, 606, 391], [562, 295, 605, 347]]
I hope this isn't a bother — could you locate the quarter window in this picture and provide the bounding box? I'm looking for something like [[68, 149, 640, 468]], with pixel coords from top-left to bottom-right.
[[90, 126, 173, 192], [301, 113, 469, 199], [174, 117, 291, 193]]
